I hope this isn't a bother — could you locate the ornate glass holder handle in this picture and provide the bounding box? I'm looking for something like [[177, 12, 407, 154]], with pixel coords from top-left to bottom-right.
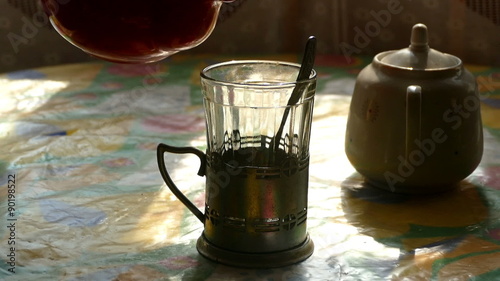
[[157, 144, 206, 223]]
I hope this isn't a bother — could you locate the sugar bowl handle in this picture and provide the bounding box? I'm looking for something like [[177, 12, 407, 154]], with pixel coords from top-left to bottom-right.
[[157, 143, 206, 223]]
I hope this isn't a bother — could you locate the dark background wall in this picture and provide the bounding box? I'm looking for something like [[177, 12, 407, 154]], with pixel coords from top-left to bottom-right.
[[1, 0, 499, 73]]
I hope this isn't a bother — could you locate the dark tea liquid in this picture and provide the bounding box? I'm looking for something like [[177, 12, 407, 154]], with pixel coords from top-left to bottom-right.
[[41, 0, 221, 63], [204, 146, 309, 252]]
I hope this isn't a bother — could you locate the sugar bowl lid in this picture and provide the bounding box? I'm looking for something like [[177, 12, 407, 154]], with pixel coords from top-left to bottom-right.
[[378, 23, 461, 71]]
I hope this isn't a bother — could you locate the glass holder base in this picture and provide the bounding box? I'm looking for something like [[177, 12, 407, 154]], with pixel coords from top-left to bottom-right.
[[196, 233, 314, 268]]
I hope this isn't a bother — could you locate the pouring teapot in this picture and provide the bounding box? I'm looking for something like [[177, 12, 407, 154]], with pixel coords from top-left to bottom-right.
[[345, 23, 483, 194], [41, 0, 234, 63]]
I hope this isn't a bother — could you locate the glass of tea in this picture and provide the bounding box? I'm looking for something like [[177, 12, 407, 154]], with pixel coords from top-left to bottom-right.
[[157, 60, 317, 267], [40, 0, 234, 63]]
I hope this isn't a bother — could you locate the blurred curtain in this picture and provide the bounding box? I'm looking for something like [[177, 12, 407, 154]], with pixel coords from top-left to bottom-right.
[[198, 0, 499, 66], [1, 0, 499, 73]]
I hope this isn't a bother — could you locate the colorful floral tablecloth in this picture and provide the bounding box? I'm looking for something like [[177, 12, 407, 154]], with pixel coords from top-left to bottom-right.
[[1, 54, 500, 280]]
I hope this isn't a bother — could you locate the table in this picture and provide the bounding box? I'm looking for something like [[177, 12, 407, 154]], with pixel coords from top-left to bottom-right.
[[1, 54, 499, 280]]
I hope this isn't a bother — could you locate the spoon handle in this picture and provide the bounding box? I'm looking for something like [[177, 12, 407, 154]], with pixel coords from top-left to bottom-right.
[[288, 36, 317, 105], [273, 36, 317, 152]]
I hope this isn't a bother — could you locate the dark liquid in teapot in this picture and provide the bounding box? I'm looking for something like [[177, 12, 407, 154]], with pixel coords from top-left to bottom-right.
[[41, 0, 221, 63]]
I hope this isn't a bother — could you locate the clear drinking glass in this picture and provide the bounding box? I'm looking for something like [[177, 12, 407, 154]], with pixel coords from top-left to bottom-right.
[[157, 60, 317, 268]]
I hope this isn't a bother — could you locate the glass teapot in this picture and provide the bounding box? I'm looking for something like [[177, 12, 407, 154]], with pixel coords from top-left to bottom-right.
[[40, 0, 234, 63]]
